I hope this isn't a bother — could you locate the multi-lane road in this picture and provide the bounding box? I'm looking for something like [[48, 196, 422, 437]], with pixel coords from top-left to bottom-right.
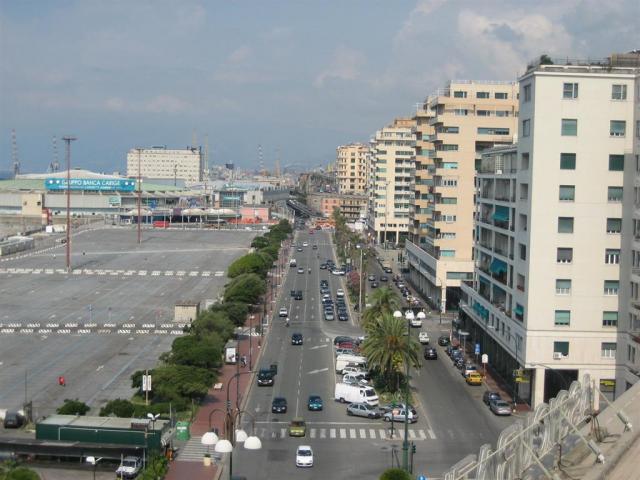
[[233, 227, 514, 479]]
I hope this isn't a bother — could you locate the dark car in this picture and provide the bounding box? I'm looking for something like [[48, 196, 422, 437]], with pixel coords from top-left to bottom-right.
[[334, 336, 355, 345], [307, 395, 323, 411], [312, 245, 318, 250], [257, 368, 275, 386], [3, 412, 23, 429], [338, 312, 349, 321], [383, 267, 392, 273], [371, 282, 379, 288], [482, 391, 502, 405], [294, 291, 303, 300], [272, 397, 288, 414], [320, 280, 329, 287], [438, 335, 450, 346], [291, 333, 303, 345], [424, 347, 437, 360], [319, 264, 327, 269], [290, 289, 297, 297], [380, 275, 389, 282]]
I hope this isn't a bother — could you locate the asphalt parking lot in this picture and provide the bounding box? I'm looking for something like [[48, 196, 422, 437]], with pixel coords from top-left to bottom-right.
[[0, 227, 255, 418]]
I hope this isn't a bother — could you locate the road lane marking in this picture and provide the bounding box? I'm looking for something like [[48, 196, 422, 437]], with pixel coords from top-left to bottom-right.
[[280, 428, 286, 438], [330, 428, 336, 438], [349, 428, 356, 438], [409, 429, 417, 440], [310, 429, 316, 439], [418, 430, 427, 440], [320, 429, 326, 439], [428, 429, 436, 439], [309, 344, 328, 350], [359, 428, 367, 438], [369, 429, 376, 439], [307, 368, 328, 375], [340, 428, 347, 439], [379, 429, 386, 439]]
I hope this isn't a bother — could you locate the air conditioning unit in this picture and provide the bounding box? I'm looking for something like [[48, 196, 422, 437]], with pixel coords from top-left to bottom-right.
[[553, 352, 564, 360]]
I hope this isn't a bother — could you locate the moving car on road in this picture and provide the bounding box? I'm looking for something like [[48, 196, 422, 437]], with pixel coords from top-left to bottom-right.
[[438, 335, 450, 346], [296, 445, 313, 468], [279, 307, 288, 317], [346, 402, 380, 419], [423, 347, 437, 360], [418, 332, 430, 344], [257, 368, 276, 386], [291, 333, 303, 345], [307, 395, 323, 411], [272, 397, 288, 413], [383, 408, 418, 423], [297, 267, 304, 274], [294, 290, 303, 300], [288, 418, 307, 437]]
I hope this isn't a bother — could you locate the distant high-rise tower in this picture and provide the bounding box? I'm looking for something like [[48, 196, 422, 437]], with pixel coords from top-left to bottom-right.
[[50, 135, 60, 172], [11, 129, 20, 177], [275, 146, 281, 177]]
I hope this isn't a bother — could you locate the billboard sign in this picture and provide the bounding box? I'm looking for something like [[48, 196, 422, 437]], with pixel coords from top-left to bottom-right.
[[45, 178, 136, 192]]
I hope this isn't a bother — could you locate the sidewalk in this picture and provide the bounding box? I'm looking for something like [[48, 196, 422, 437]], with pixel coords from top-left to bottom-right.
[[165, 240, 290, 480]]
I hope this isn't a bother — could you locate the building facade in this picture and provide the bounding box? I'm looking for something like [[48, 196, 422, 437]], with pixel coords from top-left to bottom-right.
[[307, 192, 367, 221], [367, 118, 416, 246], [336, 143, 369, 194], [405, 81, 519, 312], [460, 56, 639, 408], [126, 147, 203, 183]]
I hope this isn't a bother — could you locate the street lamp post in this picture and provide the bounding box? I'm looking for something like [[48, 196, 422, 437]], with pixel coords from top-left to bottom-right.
[[393, 310, 411, 473]]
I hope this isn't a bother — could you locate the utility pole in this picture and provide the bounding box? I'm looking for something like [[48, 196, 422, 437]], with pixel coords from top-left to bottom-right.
[[62, 136, 77, 272], [136, 148, 142, 244]]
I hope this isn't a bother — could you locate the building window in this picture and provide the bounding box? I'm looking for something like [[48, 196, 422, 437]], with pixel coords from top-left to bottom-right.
[[477, 127, 510, 135], [561, 119, 578, 136], [637, 120, 640, 139], [601, 342, 617, 358], [609, 154, 625, 171], [602, 311, 618, 327], [521, 153, 530, 170], [476, 91, 490, 99], [556, 279, 571, 295], [607, 186, 623, 202], [495, 92, 508, 99], [606, 218, 622, 234], [453, 90, 467, 98], [612, 84, 627, 100], [440, 250, 455, 257], [519, 243, 527, 261], [554, 341, 569, 356], [523, 84, 531, 102], [628, 345, 636, 364], [559, 185, 575, 201], [557, 248, 573, 264], [454, 109, 468, 116], [496, 110, 510, 117], [560, 153, 576, 170], [563, 82, 578, 99], [477, 110, 491, 116], [605, 249, 620, 264], [522, 119, 530, 137], [555, 310, 571, 326], [558, 217, 574, 233], [604, 280, 619, 295], [610, 121, 626, 137]]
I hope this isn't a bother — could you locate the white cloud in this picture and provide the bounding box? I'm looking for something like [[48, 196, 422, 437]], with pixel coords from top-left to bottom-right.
[[104, 97, 126, 112], [313, 47, 366, 88], [227, 46, 252, 64], [144, 95, 190, 114]]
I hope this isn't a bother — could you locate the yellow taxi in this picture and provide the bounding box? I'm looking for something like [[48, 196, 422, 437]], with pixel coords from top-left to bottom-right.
[[288, 418, 307, 437], [466, 372, 483, 386]]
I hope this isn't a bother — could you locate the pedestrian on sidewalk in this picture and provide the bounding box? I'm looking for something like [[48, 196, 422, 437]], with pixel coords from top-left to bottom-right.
[[241, 355, 247, 368]]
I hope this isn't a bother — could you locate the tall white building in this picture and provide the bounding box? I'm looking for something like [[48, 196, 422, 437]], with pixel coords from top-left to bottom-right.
[[460, 54, 639, 408], [126, 146, 203, 183], [367, 118, 416, 246], [336, 143, 369, 194]]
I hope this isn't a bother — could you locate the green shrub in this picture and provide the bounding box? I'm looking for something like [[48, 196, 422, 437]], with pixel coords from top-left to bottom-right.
[[379, 468, 412, 480], [99, 398, 136, 417], [56, 399, 90, 416], [223, 273, 266, 304]]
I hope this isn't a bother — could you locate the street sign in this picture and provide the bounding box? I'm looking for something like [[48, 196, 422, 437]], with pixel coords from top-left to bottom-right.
[[474, 343, 480, 355], [417, 476, 427, 480], [481, 353, 488, 364], [142, 374, 152, 392]]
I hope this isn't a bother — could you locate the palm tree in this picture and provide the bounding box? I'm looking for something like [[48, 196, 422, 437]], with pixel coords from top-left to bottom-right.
[[361, 313, 421, 392], [362, 287, 401, 330]]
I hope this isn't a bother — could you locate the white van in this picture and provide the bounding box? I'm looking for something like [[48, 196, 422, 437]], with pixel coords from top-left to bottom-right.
[[335, 354, 367, 373], [289, 259, 297, 267], [334, 383, 378, 406]]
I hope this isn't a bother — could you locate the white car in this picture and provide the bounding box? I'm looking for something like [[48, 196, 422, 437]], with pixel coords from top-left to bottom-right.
[[279, 307, 288, 317], [336, 288, 345, 298], [418, 332, 430, 344], [302, 241, 309, 247], [332, 269, 346, 276], [296, 445, 313, 468], [410, 317, 422, 328]]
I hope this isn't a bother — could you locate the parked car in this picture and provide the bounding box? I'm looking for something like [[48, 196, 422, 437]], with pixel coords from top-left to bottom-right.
[[489, 399, 512, 416], [338, 312, 349, 321], [279, 307, 288, 317], [466, 372, 483, 386], [383, 267, 393, 273], [424, 347, 437, 360], [335, 347, 354, 356], [418, 332, 430, 344], [297, 247, 303, 252], [288, 418, 307, 437], [295, 445, 313, 468], [291, 333, 303, 345], [346, 402, 380, 419], [438, 335, 450, 346], [2, 411, 23, 429], [332, 268, 346, 276], [483, 391, 502, 405], [379, 403, 417, 417], [324, 310, 335, 321], [115, 456, 142, 479], [334, 336, 355, 345], [307, 395, 323, 411], [272, 397, 288, 413], [343, 372, 368, 386], [319, 263, 327, 269], [462, 364, 478, 377], [383, 408, 418, 423], [368, 275, 376, 281], [297, 267, 305, 274], [336, 288, 345, 298], [371, 282, 379, 288]]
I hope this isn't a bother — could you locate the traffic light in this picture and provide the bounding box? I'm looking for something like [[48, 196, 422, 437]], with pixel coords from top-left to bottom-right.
[[411, 443, 416, 454]]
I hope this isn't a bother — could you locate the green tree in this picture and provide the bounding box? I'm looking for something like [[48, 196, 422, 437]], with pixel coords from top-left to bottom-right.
[[361, 313, 421, 392], [99, 398, 135, 417], [223, 273, 266, 304], [0, 464, 40, 480], [362, 287, 401, 330], [169, 334, 224, 369], [379, 468, 412, 480], [250, 236, 270, 249], [227, 252, 270, 278], [144, 364, 214, 404], [138, 456, 168, 480], [56, 399, 90, 416]]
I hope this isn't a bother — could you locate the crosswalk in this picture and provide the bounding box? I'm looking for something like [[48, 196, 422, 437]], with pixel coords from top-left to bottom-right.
[[0, 267, 225, 278], [178, 426, 434, 461]]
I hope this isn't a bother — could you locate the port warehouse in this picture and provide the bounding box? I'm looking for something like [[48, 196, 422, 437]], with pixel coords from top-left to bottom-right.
[[0, 170, 290, 224], [0, 415, 170, 461]]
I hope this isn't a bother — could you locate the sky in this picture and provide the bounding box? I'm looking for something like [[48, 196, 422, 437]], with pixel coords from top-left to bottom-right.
[[0, 0, 638, 174]]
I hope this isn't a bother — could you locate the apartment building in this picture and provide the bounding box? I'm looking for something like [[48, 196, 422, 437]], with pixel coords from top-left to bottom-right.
[[336, 143, 369, 194], [460, 55, 639, 408], [307, 192, 367, 221], [405, 81, 518, 312], [126, 146, 203, 183], [616, 53, 640, 398], [367, 118, 416, 246]]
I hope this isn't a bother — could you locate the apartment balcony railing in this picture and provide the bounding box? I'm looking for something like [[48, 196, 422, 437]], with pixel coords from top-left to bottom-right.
[[478, 167, 518, 175], [494, 246, 509, 258], [632, 267, 640, 277], [494, 194, 514, 202]]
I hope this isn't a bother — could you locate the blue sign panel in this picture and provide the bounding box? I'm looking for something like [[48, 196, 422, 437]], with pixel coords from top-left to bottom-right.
[[45, 178, 136, 192], [475, 343, 481, 355]]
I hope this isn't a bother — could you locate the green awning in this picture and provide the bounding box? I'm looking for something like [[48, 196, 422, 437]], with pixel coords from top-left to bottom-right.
[[490, 258, 507, 274], [492, 206, 509, 222], [515, 304, 524, 315]]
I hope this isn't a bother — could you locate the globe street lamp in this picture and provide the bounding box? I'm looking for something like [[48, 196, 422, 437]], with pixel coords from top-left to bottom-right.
[[214, 409, 262, 480], [393, 309, 411, 473]]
